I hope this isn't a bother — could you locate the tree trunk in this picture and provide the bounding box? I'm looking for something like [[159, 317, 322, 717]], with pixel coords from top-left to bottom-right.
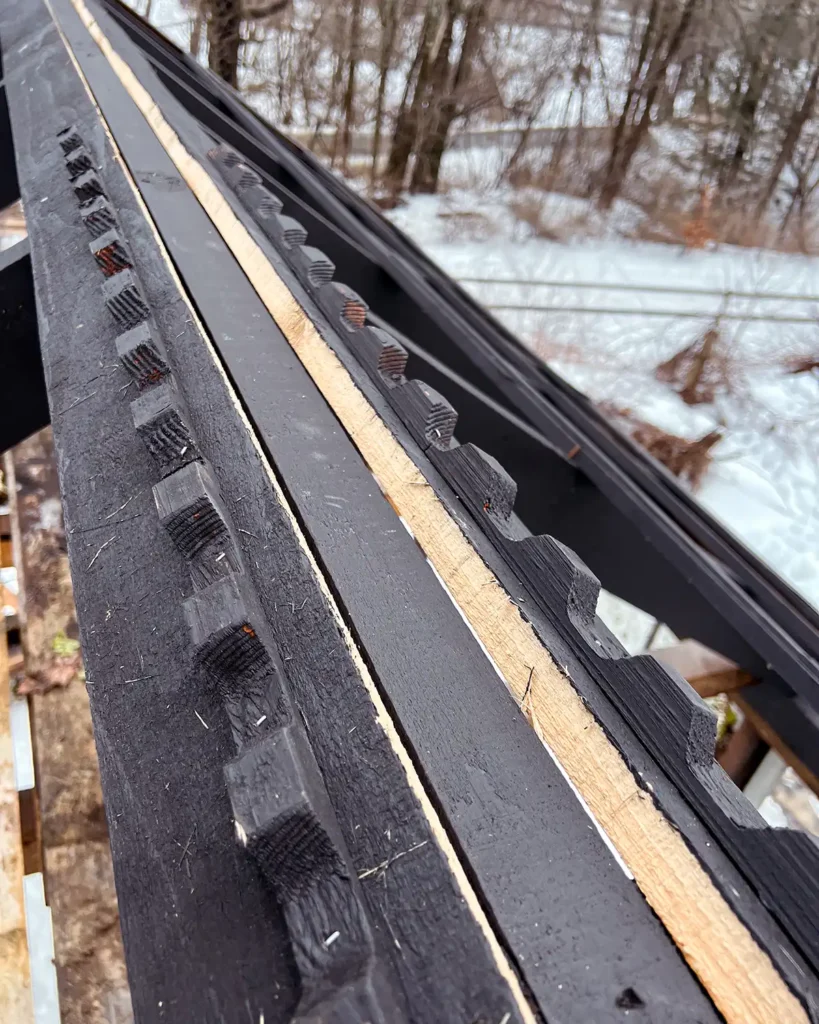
[[598, 0, 662, 209], [758, 62, 819, 216], [205, 0, 242, 88], [321, 27, 348, 162], [502, 117, 536, 184], [722, 0, 800, 192], [190, 7, 204, 59], [384, 1, 438, 194], [371, 0, 401, 187], [409, 1, 457, 193], [725, 58, 765, 189], [411, 0, 486, 194], [599, 0, 698, 210], [339, 0, 363, 174]]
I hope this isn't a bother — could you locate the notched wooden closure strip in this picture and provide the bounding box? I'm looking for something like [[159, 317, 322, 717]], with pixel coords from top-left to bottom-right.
[[63, 3, 811, 1021], [56, 3, 537, 1021]]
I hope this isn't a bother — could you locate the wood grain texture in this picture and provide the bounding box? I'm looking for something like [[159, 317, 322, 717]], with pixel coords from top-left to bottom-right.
[[0, 625, 34, 1024], [153, 462, 239, 586], [130, 382, 201, 479], [50, 4, 735, 1021], [5, 430, 133, 1024], [55, 50, 407, 1024], [68, 25, 815, 1020], [2, 9, 301, 1018], [5, 3, 545, 1021]]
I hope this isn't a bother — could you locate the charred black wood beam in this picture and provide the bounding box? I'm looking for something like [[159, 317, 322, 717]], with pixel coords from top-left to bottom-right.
[[0, 239, 50, 453], [2, 6, 300, 1017], [48, 4, 731, 1019], [373, 317, 771, 678], [95, 0, 819, 700], [9, 2, 819, 1021], [203, 136, 819, 996], [5, 2, 725, 1021]]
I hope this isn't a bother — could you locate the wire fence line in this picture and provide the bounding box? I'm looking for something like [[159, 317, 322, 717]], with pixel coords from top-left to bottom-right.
[[457, 277, 819, 304], [457, 278, 819, 326], [481, 304, 818, 325]]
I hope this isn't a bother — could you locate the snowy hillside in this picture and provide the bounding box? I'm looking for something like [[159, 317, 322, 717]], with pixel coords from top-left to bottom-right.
[[387, 188, 819, 610]]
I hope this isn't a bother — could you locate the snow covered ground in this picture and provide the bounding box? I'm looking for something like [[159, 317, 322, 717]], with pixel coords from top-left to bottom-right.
[[387, 188, 819, 611]]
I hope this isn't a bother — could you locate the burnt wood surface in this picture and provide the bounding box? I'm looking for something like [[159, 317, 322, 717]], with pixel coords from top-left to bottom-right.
[[2, 5, 546, 1023], [60, 2, 728, 1019], [4, 0, 734, 1020], [97, 0, 819, 693], [62, 0, 819, 1011], [2, 6, 301, 1019], [203, 135, 819, 1011], [8, 0, 819, 1021]]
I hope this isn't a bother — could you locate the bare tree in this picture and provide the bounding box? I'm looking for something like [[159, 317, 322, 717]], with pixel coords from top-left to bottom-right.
[[411, 0, 489, 193], [371, 0, 404, 186], [383, 2, 439, 193], [147, 0, 819, 243], [758, 59, 819, 216], [190, 5, 204, 59], [200, 0, 289, 88], [337, 0, 363, 172], [599, 0, 701, 210]]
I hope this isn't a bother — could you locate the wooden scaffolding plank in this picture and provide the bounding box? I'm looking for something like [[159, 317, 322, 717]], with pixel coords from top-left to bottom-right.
[[5, 430, 132, 1024], [1, 512, 13, 568], [737, 694, 819, 799], [0, 623, 34, 1024], [654, 639, 754, 699]]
